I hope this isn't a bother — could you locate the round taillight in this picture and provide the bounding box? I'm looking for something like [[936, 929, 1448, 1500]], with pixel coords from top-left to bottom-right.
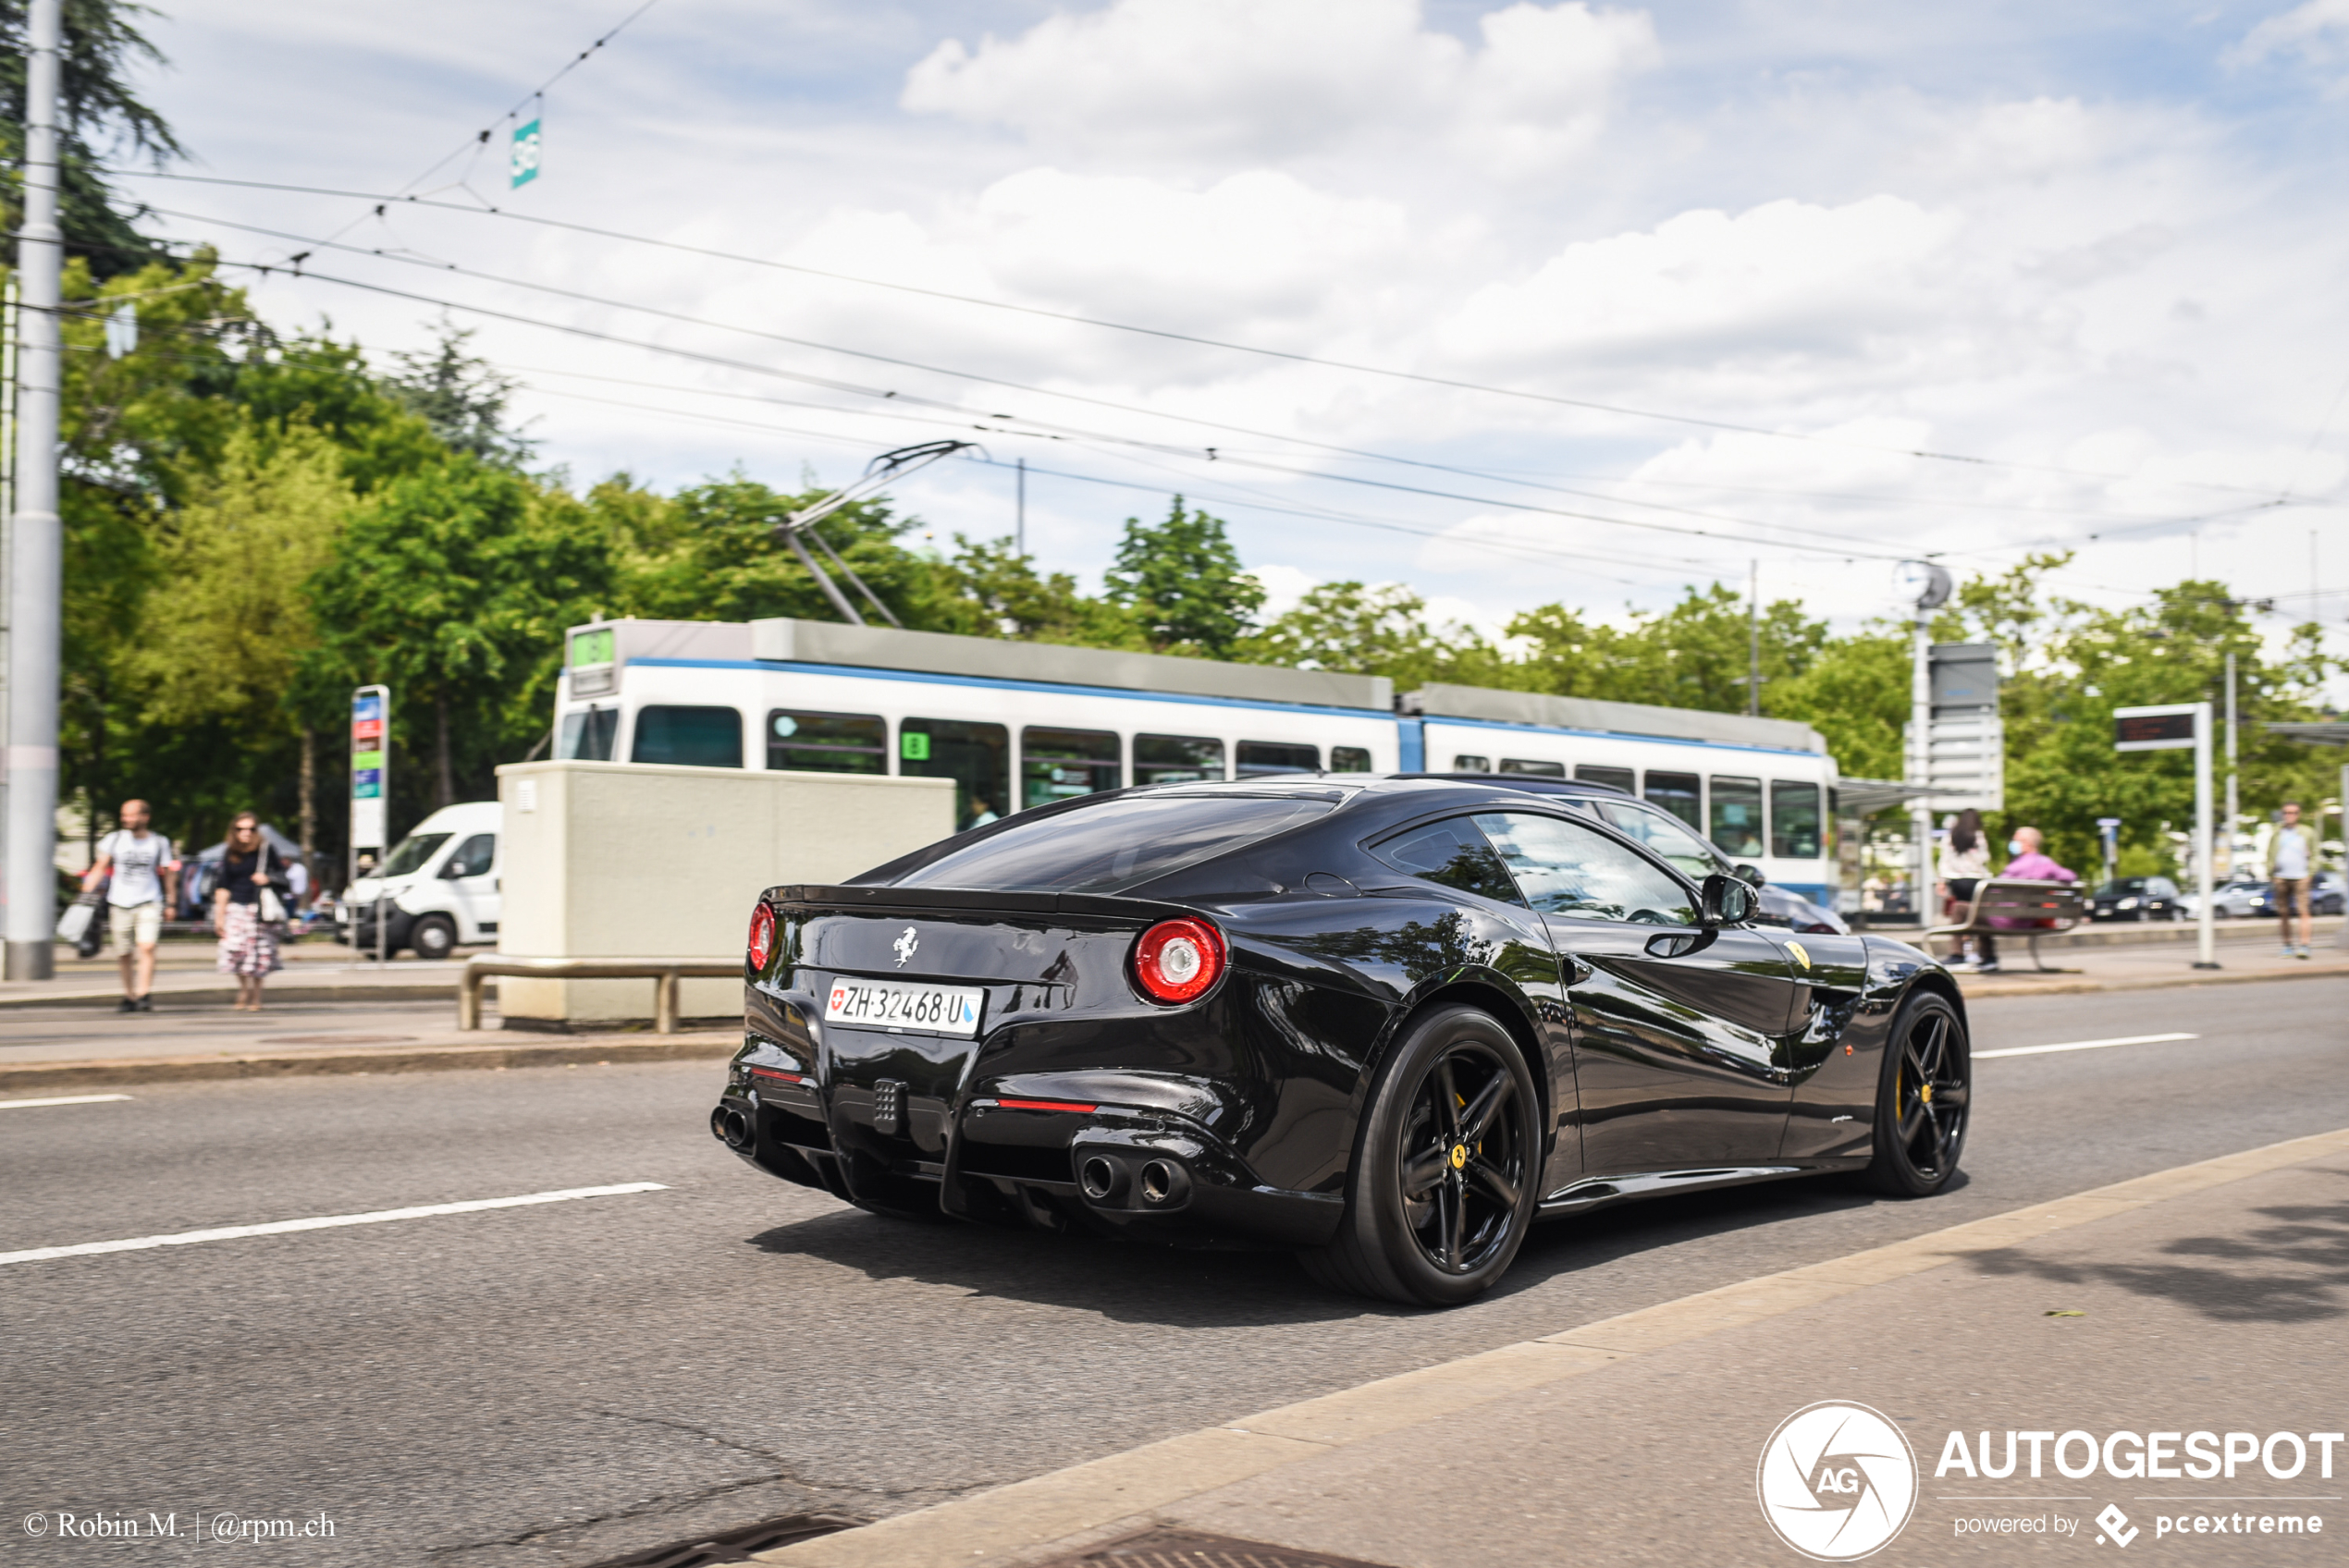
[[1131, 917, 1225, 1005], [746, 901, 777, 972]]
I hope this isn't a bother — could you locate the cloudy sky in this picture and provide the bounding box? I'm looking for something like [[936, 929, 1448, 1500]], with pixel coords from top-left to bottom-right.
[[118, 0, 2349, 665]]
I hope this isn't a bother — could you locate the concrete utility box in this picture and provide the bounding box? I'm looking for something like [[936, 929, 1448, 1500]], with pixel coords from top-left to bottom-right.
[[493, 760, 955, 1026]]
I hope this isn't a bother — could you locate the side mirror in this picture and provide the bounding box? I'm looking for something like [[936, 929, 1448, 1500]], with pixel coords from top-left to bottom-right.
[[1701, 873, 1757, 927]]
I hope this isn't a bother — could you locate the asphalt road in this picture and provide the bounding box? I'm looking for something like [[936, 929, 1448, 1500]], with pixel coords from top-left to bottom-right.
[[4, 977, 2343, 1566]]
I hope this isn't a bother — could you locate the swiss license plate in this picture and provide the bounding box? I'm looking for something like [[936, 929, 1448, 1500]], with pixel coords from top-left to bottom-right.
[[824, 977, 984, 1035]]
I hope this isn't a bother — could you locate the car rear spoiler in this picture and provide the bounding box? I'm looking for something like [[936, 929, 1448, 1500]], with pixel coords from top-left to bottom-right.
[[762, 884, 1201, 925]]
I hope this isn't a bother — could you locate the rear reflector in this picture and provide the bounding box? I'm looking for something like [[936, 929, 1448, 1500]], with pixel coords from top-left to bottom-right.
[[995, 1097, 1099, 1113], [747, 1066, 804, 1084]]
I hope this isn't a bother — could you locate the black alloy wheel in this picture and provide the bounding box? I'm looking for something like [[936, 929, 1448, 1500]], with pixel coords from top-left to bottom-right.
[[1301, 1004, 1542, 1307], [1865, 989, 1970, 1196]]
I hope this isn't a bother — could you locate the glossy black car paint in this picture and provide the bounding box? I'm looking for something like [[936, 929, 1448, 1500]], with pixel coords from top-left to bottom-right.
[[714, 778, 1961, 1251]]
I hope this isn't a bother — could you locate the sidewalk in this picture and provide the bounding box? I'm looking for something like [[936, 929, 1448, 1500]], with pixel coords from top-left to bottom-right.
[[0, 937, 471, 1011], [1953, 926, 2349, 998], [764, 1128, 2349, 1568]]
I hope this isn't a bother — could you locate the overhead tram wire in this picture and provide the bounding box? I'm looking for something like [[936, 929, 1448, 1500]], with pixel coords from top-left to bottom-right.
[[141, 212, 1929, 563], [112, 166, 2296, 507], [504, 382, 1684, 587], [318, 0, 660, 244]]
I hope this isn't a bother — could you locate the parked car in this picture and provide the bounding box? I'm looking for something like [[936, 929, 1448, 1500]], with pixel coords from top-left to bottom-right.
[[2181, 878, 2274, 920], [712, 774, 1965, 1307], [2089, 876, 2184, 922], [2317, 870, 2345, 917], [335, 801, 502, 961]]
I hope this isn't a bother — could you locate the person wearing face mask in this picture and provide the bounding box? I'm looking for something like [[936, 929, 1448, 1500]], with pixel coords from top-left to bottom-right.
[[2000, 826, 2076, 885]]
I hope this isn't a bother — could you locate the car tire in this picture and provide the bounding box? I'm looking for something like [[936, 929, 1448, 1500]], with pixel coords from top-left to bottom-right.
[[1864, 989, 1971, 1197], [1300, 1003, 1543, 1308], [410, 914, 457, 962]]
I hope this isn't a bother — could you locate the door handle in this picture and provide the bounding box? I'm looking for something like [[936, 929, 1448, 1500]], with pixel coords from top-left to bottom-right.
[[1644, 932, 1700, 959]]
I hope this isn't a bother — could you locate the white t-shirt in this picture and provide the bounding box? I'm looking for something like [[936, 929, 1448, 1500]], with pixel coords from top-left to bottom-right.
[[99, 829, 176, 907], [2273, 827, 2310, 879]]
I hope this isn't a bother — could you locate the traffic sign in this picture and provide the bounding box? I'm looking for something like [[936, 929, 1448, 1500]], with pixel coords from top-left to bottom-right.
[[351, 687, 389, 850], [510, 118, 542, 189]]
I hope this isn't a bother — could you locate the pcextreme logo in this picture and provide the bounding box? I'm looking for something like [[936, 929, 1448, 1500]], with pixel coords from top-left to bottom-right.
[[1758, 1402, 1920, 1561]]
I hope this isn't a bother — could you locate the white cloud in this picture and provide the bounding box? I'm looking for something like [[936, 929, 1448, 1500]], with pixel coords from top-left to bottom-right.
[[2228, 0, 2349, 67], [902, 0, 1657, 174]]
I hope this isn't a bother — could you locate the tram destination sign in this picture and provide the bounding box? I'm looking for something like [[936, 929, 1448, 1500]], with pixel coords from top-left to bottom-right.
[[2113, 704, 2201, 753]]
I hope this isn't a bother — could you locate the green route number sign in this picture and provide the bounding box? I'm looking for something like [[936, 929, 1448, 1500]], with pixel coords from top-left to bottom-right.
[[511, 119, 542, 189], [900, 731, 931, 762]]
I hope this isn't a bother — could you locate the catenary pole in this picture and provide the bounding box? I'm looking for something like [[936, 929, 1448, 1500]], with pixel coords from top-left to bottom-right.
[[2193, 701, 2217, 970], [1910, 605, 1932, 928], [2223, 650, 2238, 878], [5, 0, 64, 982]]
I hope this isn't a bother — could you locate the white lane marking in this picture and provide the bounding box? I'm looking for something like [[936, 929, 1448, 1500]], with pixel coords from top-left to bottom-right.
[[0, 1182, 667, 1267], [1976, 1032, 2199, 1060], [0, 1093, 134, 1109]]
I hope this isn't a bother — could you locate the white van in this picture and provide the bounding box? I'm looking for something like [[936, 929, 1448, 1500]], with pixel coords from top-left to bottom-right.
[[335, 801, 501, 962]]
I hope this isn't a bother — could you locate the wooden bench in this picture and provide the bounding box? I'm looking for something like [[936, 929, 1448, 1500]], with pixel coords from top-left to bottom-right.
[[1925, 878, 2088, 973]]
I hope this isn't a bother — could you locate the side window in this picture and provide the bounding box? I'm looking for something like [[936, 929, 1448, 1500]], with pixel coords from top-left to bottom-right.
[[1499, 758, 1565, 778], [1575, 764, 1634, 792], [1643, 769, 1702, 832], [1451, 754, 1491, 772], [903, 718, 1011, 830], [440, 833, 497, 879], [2148, 877, 2180, 899], [1473, 812, 1698, 927], [1136, 733, 1224, 784], [1237, 740, 1319, 776], [1330, 745, 1372, 772], [632, 705, 744, 768], [1597, 802, 1722, 883], [1709, 776, 1765, 858], [558, 707, 617, 761], [769, 710, 887, 774], [1770, 780, 1822, 859], [1370, 817, 1524, 906], [1023, 727, 1121, 808]]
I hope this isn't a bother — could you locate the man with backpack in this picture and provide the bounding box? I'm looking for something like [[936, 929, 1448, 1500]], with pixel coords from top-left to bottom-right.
[[86, 800, 179, 1011]]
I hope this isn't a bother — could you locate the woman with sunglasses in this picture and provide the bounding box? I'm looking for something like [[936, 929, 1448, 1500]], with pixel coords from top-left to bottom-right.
[[213, 813, 289, 1010]]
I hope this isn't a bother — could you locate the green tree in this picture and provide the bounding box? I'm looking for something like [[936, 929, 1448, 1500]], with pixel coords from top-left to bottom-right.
[[0, 0, 185, 276], [1102, 498, 1263, 656], [307, 457, 616, 813], [1767, 630, 1910, 782], [382, 318, 535, 467], [1507, 583, 1827, 712], [929, 534, 1145, 648]]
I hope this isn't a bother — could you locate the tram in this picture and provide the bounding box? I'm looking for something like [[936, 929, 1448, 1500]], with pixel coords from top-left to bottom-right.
[[551, 616, 1842, 905]]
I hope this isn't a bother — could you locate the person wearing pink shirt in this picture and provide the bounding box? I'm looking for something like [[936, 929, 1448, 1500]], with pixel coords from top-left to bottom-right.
[[2001, 826, 2076, 884]]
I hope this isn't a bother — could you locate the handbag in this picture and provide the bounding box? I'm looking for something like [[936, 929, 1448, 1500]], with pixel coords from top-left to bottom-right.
[[256, 841, 288, 925]]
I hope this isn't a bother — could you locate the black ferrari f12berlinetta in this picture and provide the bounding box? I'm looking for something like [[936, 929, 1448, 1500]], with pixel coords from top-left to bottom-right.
[[711, 775, 1969, 1306]]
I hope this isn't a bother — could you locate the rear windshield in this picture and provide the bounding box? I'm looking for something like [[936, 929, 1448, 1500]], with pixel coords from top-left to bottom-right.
[[888, 794, 1336, 894]]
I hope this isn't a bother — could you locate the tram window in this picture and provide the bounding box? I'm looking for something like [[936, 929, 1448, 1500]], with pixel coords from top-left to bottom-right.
[[558, 707, 617, 762], [1709, 776, 1765, 858], [1643, 770, 1701, 832], [1575, 765, 1634, 793], [1331, 746, 1373, 772], [1237, 741, 1321, 776], [1771, 780, 1823, 859], [1500, 758, 1566, 778], [632, 705, 743, 768], [903, 718, 1011, 830], [767, 709, 886, 775], [1023, 727, 1121, 808], [1135, 734, 1224, 785], [1451, 754, 1491, 773]]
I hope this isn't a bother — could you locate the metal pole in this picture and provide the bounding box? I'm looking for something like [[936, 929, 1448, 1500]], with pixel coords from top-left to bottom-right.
[[5, 0, 65, 981], [2338, 761, 2348, 951], [1747, 559, 1760, 717], [1016, 457, 1026, 558], [2223, 651, 2238, 880], [1910, 610, 1933, 928], [2193, 700, 2218, 969], [781, 530, 865, 626], [0, 273, 18, 876]]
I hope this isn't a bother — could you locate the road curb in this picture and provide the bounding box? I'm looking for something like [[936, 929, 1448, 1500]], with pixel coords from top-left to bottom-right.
[[1959, 959, 2349, 998], [754, 1124, 2349, 1567], [0, 981, 467, 1012], [0, 1035, 736, 1093]]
